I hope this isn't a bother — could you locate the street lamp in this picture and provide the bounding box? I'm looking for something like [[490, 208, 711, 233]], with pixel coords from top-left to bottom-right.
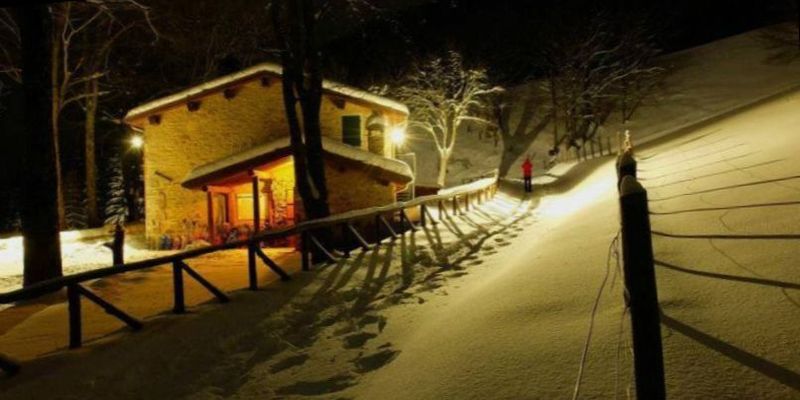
[[130, 134, 144, 150], [390, 126, 406, 148]]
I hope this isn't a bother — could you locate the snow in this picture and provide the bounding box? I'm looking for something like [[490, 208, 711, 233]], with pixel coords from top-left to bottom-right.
[[411, 24, 800, 186], [124, 62, 408, 125], [183, 136, 414, 187], [4, 84, 798, 399], [0, 224, 172, 297], [1, 27, 800, 399]]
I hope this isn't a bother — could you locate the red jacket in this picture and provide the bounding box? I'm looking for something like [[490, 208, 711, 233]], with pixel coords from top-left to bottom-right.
[[522, 159, 533, 177]]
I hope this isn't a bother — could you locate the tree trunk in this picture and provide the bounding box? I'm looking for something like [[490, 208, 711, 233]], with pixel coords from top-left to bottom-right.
[[17, 4, 63, 286], [280, 0, 330, 222], [436, 148, 451, 187], [549, 79, 559, 149], [84, 78, 100, 227], [51, 6, 65, 230], [276, 0, 331, 262]]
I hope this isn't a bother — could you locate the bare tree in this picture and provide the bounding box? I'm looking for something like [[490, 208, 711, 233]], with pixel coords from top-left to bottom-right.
[[395, 51, 502, 186], [544, 16, 662, 150], [268, 0, 331, 224], [267, 0, 383, 223], [69, 1, 156, 227], [0, 9, 20, 84], [490, 88, 552, 177]]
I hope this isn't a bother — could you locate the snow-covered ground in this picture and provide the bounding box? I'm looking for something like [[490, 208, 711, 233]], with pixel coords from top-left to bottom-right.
[[0, 224, 174, 295], [0, 185, 538, 398], [412, 24, 800, 186]]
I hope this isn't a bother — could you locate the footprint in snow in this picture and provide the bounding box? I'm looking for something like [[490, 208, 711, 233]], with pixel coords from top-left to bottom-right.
[[275, 374, 356, 396], [352, 349, 400, 373], [343, 332, 378, 349], [269, 353, 310, 373]]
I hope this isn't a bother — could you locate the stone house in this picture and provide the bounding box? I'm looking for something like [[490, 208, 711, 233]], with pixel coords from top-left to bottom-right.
[[124, 63, 412, 247]]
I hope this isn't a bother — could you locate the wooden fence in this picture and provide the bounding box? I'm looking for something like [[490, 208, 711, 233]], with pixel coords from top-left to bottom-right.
[[557, 135, 617, 164], [0, 172, 500, 376]]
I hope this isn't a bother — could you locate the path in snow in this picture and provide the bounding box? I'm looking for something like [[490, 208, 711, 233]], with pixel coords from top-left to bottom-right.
[[346, 90, 800, 399]]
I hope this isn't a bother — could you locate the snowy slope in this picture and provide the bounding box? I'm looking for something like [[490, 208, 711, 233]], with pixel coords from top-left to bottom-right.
[[348, 88, 800, 399], [412, 24, 800, 186]]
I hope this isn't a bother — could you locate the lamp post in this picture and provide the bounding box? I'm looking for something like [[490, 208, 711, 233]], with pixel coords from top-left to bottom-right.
[[390, 126, 416, 200]]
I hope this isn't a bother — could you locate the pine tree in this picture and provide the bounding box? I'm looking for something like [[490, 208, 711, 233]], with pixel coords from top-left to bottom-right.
[[104, 155, 128, 226], [64, 171, 88, 229]]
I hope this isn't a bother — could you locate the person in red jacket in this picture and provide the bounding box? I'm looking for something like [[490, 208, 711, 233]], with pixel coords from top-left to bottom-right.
[[522, 156, 533, 193]]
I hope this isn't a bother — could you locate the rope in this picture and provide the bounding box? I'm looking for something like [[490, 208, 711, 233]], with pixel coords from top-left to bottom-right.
[[572, 231, 619, 400]]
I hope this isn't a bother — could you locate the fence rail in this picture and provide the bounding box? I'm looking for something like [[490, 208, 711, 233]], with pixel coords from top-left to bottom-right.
[[0, 170, 499, 376]]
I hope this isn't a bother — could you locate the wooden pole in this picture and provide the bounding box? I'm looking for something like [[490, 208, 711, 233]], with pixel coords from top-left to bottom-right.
[[247, 243, 258, 289], [67, 284, 81, 348], [619, 176, 666, 400], [251, 174, 260, 233], [112, 223, 124, 265], [177, 260, 231, 301], [206, 190, 216, 244], [617, 151, 637, 189], [342, 223, 351, 258], [253, 248, 292, 281], [301, 231, 310, 271], [172, 261, 185, 312]]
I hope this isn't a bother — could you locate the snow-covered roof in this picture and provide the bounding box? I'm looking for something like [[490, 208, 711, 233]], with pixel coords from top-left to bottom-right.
[[182, 136, 414, 188], [124, 62, 408, 125]]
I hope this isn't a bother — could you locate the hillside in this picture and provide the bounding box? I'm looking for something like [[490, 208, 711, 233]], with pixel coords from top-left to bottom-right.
[[410, 24, 800, 186]]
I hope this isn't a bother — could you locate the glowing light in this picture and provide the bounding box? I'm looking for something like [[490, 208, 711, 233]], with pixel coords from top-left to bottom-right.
[[537, 172, 612, 219], [130, 134, 144, 149], [390, 127, 406, 146]]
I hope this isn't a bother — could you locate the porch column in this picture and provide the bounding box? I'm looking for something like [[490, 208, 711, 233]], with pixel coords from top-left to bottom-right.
[[205, 187, 216, 243], [250, 171, 261, 233]]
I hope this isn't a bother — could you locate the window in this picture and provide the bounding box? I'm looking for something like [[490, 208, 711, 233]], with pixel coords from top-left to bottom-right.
[[342, 115, 362, 147]]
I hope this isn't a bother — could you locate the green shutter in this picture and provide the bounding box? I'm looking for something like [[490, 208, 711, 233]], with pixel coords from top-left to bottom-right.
[[342, 116, 361, 147]]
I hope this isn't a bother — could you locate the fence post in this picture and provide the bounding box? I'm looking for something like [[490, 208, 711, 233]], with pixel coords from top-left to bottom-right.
[[67, 284, 82, 349], [301, 231, 310, 271], [616, 151, 637, 189], [173, 261, 186, 312], [247, 243, 258, 289], [342, 223, 351, 258], [112, 223, 124, 265], [619, 176, 666, 400]]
